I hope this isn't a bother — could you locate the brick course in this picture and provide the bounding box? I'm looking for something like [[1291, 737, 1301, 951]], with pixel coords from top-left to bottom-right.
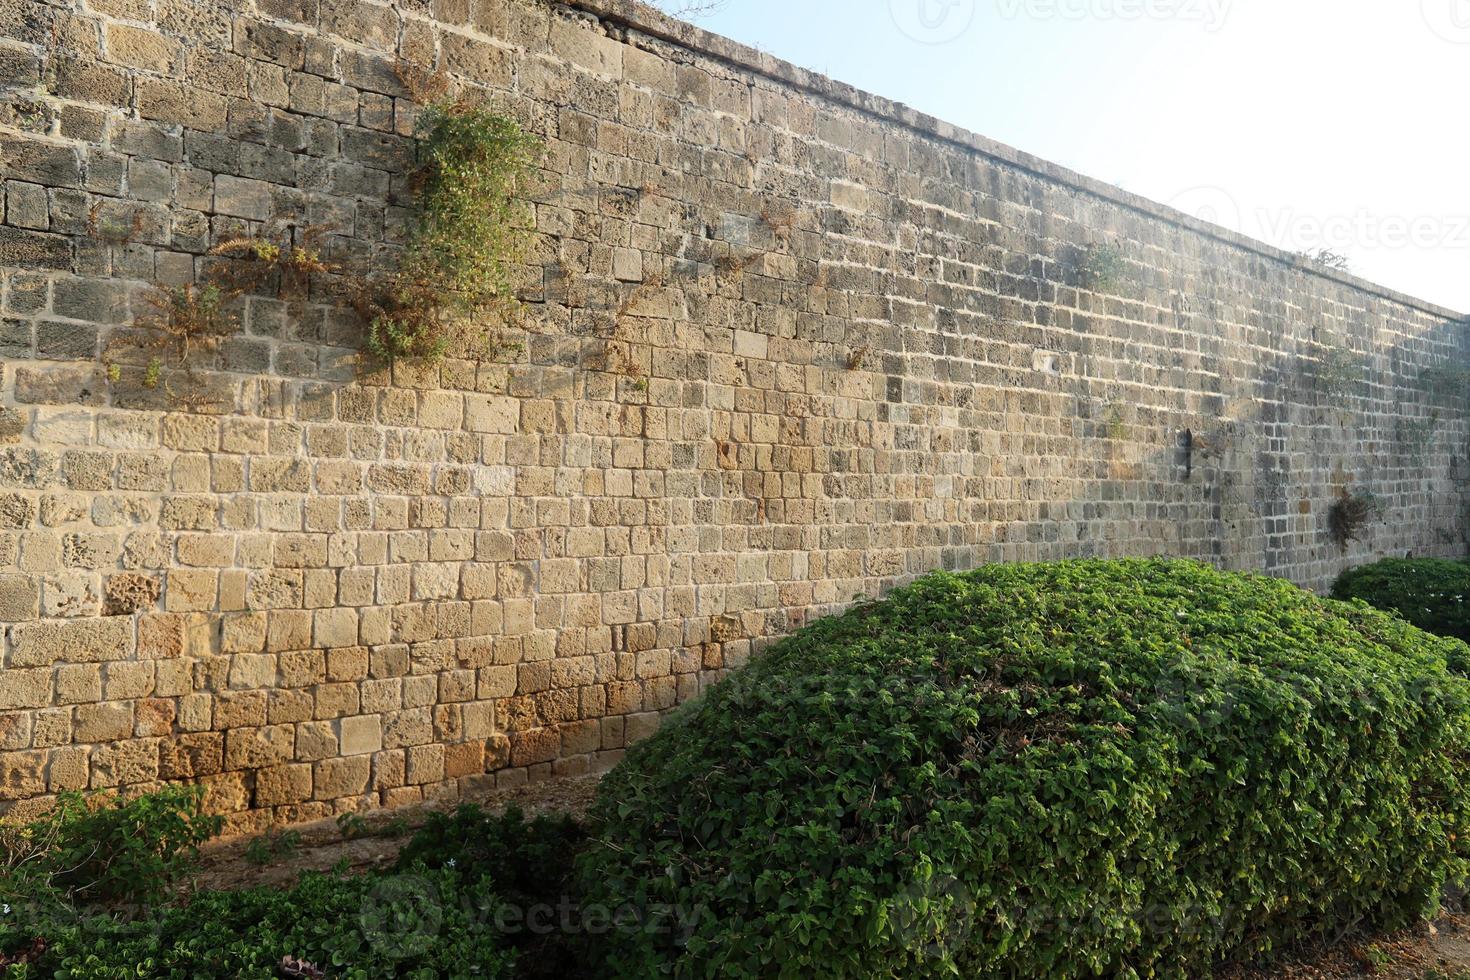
[[0, 0, 1465, 828]]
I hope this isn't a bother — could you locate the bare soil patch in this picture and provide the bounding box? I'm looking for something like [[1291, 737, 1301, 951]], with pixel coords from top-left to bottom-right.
[[189, 774, 598, 894]]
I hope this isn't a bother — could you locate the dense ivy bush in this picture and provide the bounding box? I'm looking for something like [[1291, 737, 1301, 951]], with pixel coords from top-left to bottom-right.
[[579, 559, 1470, 979], [1333, 557, 1470, 642]]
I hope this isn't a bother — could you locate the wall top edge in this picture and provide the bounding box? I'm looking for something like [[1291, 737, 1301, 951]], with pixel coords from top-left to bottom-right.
[[567, 0, 1465, 324]]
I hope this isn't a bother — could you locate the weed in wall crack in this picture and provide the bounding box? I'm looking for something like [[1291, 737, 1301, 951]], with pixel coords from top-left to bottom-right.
[[759, 202, 798, 244], [1307, 340, 1370, 399], [1080, 242, 1125, 293]]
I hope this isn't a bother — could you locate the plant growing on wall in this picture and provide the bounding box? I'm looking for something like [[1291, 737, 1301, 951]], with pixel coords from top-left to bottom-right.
[[101, 283, 237, 397], [99, 75, 539, 393], [1328, 488, 1385, 548], [101, 228, 336, 400], [1296, 247, 1352, 272], [1396, 412, 1442, 461], [1080, 242, 1125, 292], [1308, 341, 1370, 399], [1418, 363, 1470, 409], [354, 101, 540, 363], [212, 232, 334, 297]]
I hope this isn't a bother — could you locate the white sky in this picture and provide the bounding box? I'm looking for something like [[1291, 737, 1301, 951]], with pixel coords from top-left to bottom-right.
[[656, 0, 1470, 314]]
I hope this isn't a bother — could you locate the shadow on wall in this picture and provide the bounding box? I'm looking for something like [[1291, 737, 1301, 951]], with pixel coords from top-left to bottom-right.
[[856, 300, 1469, 605]]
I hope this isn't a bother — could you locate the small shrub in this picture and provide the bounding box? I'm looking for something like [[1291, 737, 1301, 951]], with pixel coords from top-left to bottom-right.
[[335, 811, 369, 841], [357, 101, 539, 362], [244, 828, 303, 867], [1309, 342, 1370, 398], [1329, 488, 1385, 547], [1297, 247, 1352, 271], [580, 559, 1470, 979], [1080, 242, 1125, 292], [211, 232, 334, 297], [1, 785, 222, 907], [396, 803, 585, 906], [0, 797, 573, 978], [101, 283, 236, 394], [395, 804, 587, 979], [1333, 557, 1470, 642]]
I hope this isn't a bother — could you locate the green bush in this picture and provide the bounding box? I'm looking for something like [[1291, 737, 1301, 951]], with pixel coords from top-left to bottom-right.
[[362, 101, 539, 363], [1, 867, 514, 980], [1333, 557, 1470, 642], [396, 804, 585, 906], [579, 559, 1470, 979], [1, 786, 221, 908], [395, 804, 588, 980], [0, 799, 579, 979]]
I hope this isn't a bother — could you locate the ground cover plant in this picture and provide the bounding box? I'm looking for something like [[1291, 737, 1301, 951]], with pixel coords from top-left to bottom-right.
[[1332, 557, 1470, 643], [580, 558, 1470, 979], [0, 797, 574, 979]]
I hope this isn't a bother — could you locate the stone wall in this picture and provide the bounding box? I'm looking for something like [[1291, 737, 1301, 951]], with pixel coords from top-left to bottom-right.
[[0, 0, 1464, 828]]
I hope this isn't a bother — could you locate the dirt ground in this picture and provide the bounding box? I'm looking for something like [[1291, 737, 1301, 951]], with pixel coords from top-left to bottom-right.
[[1224, 913, 1470, 979], [191, 775, 1470, 979], [189, 774, 599, 893]]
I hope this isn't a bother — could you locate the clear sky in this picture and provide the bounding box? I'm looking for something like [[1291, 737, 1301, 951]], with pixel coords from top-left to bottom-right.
[[653, 0, 1470, 314]]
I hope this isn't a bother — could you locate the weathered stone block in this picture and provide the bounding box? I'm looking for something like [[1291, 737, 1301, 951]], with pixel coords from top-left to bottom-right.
[[508, 727, 560, 767], [0, 573, 38, 620], [105, 22, 182, 72], [89, 737, 159, 787], [137, 78, 228, 130], [165, 569, 217, 612], [224, 725, 294, 770], [339, 713, 382, 755], [47, 744, 89, 791], [0, 227, 70, 270], [256, 762, 313, 805], [74, 702, 133, 743], [213, 174, 275, 220], [55, 663, 102, 704], [0, 750, 46, 800], [160, 732, 224, 778], [0, 713, 32, 751], [41, 571, 100, 618], [313, 754, 370, 799], [8, 617, 132, 667]]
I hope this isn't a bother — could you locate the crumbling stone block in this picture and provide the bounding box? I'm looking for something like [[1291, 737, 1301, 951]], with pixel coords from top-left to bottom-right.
[[103, 572, 160, 615]]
